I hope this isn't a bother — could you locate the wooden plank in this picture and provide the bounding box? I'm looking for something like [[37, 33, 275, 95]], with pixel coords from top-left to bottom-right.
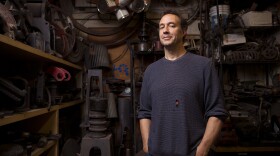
[[0, 99, 83, 126], [214, 146, 280, 152], [59, 99, 84, 109], [0, 106, 59, 126]]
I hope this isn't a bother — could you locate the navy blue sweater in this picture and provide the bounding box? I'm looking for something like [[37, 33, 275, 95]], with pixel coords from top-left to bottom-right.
[[138, 52, 228, 156]]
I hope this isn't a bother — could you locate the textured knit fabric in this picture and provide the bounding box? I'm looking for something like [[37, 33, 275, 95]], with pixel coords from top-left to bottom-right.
[[138, 52, 228, 156]]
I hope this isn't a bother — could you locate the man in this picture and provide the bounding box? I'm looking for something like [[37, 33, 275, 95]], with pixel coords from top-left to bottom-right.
[[138, 10, 228, 156]]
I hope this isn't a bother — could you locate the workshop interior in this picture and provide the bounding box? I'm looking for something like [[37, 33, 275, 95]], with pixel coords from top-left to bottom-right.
[[1, 0, 280, 155]]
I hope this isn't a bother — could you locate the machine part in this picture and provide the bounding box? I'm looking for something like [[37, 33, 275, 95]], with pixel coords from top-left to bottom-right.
[[87, 131, 107, 138], [272, 74, 280, 87], [0, 3, 16, 39], [6, 0, 32, 41], [89, 119, 108, 125], [66, 37, 87, 63], [115, 8, 130, 21], [25, 0, 52, 53], [86, 27, 139, 46], [229, 110, 249, 118], [97, 0, 116, 14], [61, 138, 81, 156], [117, 97, 133, 155], [52, 23, 71, 57], [85, 43, 111, 69], [238, 42, 259, 51], [89, 111, 107, 118], [46, 3, 76, 57], [153, 40, 163, 52], [0, 87, 22, 102], [59, 0, 135, 36], [35, 71, 47, 107], [225, 50, 259, 62], [46, 66, 71, 81], [143, 0, 151, 12], [0, 77, 27, 97], [119, 87, 131, 97], [9, 77, 30, 112], [271, 115, 280, 134], [106, 92, 118, 118], [45, 87, 52, 110], [37, 136, 48, 148], [128, 0, 145, 13], [46, 67, 66, 81], [89, 125, 108, 132], [135, 42, 152, 53], [89, 97, 108, 112], [260, 46, 278, 60], [115, 0, 131, 8], [26, 32, 45, 51], [59, 68, 71, 81], [83, 69, 104, 126], [59, 0, 141, 46]]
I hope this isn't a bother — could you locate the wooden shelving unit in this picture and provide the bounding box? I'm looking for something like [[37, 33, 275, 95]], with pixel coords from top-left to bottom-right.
[[0, 34, 84, 156], [0, 35, 82, 70]]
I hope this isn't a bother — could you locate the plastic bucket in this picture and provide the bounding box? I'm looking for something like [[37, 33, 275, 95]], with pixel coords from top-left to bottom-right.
[[209, 5, 230, 30]]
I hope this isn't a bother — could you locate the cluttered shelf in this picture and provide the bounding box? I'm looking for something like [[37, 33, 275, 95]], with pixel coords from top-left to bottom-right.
[[0, 34, 82, 70], [0, 99, 83, 126]]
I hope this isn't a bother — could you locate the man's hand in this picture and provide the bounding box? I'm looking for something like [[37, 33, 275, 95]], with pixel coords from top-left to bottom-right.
[[195, 144, 209, 156]]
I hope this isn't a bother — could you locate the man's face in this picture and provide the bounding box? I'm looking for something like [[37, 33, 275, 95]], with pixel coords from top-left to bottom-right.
[[159, 14, 184, 48]]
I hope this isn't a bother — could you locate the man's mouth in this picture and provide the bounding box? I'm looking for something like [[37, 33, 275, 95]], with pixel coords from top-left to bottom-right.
[[162, 36, 172, 40]]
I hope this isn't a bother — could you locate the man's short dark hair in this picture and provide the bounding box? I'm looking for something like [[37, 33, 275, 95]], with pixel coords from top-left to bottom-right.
[[161, 10, 187, 29]]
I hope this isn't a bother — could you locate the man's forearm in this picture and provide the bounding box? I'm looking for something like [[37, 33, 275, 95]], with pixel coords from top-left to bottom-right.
[[140, 118, 151, 153], [196, 116, 223, 156]]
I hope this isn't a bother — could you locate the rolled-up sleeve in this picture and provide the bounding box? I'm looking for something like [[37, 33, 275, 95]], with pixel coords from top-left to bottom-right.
[[204, 61, 229, 121], [138, 69, 152, 119]]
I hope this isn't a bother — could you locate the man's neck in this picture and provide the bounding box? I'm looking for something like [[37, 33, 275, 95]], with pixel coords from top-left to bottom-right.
[[164, 47, 187, 61]]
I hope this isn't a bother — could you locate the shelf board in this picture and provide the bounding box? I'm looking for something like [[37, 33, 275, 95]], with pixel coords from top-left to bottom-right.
[[214, 146, 280, 153], [59, 99, 84, 109], [0, 100, 83, 126], [0, 106, 58, 126], [32, 140, 56, 156], [0, 35, 82, 70]]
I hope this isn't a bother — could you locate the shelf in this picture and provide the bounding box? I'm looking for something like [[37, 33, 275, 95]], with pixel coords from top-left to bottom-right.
[[0, 35, 82, 70], [32, 140, 56, 156], [0, 99, 83, 126], [59, 99, 84, 109], [214, 146, 280, 153]]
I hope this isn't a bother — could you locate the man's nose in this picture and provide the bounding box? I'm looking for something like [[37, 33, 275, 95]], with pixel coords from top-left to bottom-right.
[[163, 27, 169, 34]]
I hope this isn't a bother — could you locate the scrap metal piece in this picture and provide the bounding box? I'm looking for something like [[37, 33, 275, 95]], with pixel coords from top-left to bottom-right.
[[0, 3, 16, 39]]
